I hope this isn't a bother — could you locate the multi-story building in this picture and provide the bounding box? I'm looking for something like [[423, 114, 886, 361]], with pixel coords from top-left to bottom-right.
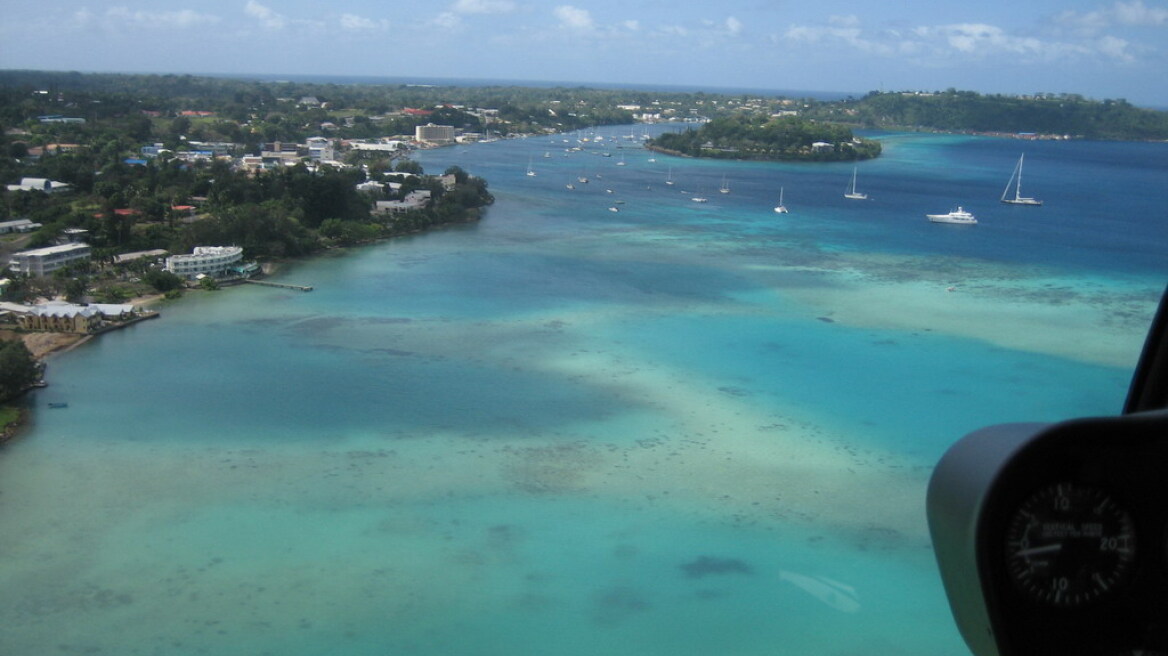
[[165, 246, 244, 279], [8, 243, 91, 277], [0, 218, 41, 234], [415, 124, 455, 144]]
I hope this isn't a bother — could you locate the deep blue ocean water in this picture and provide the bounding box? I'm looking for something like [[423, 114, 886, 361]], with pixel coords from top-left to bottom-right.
[[1, 126, 1165, 655]]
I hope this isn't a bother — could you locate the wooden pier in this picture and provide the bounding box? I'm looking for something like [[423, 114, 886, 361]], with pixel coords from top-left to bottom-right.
[[242, 279, 314, 292]]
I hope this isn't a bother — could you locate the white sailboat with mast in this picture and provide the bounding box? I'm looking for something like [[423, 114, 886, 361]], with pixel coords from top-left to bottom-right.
[[1000, 154, 1042, 206], [844, 166, 867, 200], [773, 187, 788, 214]]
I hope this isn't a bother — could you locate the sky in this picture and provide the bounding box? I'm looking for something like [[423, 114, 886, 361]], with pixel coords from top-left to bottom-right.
[[2, 1, 1168, 106]]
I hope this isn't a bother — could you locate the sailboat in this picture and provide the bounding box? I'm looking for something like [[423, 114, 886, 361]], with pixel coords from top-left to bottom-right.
[[844, 167, 867, 199], [719, 175, 730, 194], [1000, 154, 1042, 206], [526, 157, 536, 177], [665, 167, 675, 186], [773, 187, 789, 214]]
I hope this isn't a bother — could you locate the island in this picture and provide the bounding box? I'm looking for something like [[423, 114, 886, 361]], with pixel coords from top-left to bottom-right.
[[646, 115, 882, 162]]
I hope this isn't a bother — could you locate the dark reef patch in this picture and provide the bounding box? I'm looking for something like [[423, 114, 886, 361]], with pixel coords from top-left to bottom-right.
[[679, 555, 754, 578]]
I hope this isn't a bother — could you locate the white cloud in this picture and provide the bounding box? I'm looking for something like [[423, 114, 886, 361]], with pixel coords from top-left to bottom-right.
[[432, 11, 463, 30], [245, 1, 287, 30], [623, 20, 640, 32], [554, 5, 594, 31], [725, 16, 743, 36], [102, 7, 221, 29], [72, 8, 94, 26], [340, 13, 388, 31], [453, 0, 517, 13], [782, 14, 1143, 64], [829, 14, 861, 29], [1113, 0, 1168, 26], [1058, 0, 1168, 32], [784, 21, 892, 56], [937, 23, 1008, 54], [1096, 34, 1134, 60]]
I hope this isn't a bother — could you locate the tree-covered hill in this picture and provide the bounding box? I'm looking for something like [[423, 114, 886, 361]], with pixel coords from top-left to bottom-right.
[[647, 115, 881, 162], [822, 90, 1168, 140]]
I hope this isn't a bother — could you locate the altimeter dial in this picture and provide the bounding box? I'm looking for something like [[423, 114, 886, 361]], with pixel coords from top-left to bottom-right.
[[1005, 482, 1136, 606]]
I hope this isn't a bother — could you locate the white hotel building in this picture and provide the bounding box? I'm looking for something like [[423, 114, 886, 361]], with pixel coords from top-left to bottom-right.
[[8, 242, 91, 277], [165, 246, 244, 279]]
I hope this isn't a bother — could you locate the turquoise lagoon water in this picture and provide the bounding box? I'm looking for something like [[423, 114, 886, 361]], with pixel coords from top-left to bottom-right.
[[1, 127, 1165, 655]]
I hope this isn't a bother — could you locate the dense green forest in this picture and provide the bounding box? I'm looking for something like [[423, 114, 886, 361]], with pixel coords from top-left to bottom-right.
[[0, 338, 38, 403], [647, 115, 881, 162], [812, 90, 1168, 140]]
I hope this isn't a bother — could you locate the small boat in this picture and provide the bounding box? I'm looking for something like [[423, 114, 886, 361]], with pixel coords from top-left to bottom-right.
[[691, 196, 708, 203], [844, 166, 867, 200], [525, 158, 536, 177], [566, 183, 575, 190], [48, 402, 68, 409], [719, 175, 730, 194], [927, 206, 977, 224], [1001, 154, 1043, 206], [774, 186, 789, 214], [608, 206, 620, 212]]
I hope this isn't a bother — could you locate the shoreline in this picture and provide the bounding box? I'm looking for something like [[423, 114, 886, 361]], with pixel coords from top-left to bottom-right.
[[0, 212, 485, 445], [0, 292, 167, 445]]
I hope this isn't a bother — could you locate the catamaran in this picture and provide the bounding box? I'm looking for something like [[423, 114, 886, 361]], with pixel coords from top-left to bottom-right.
[[773, 187, 788, 214], [844, 166, 867, 200], [1001, 154, 1043, 206]]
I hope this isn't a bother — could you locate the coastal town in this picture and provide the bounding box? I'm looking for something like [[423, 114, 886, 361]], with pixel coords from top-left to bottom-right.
[[0, 76, 531, 427], [3, 71, 1167, 429]]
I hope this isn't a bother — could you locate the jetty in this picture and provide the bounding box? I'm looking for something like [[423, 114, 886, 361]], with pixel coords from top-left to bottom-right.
[[242, 279, 314, 292]]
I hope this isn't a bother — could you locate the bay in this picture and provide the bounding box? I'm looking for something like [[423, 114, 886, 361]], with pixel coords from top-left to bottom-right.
[[1, 126, 1164, 655]]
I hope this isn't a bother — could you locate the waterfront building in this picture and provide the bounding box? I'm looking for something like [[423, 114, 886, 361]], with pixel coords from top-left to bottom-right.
[[17, 303, 100, 333], [7, 301, 139, 334], [350, 140, 405, 153], [8, 243, 91, 277], [415, 124, 455, 144], [374, 190, 432, 215], [165, 246, 244, 279]]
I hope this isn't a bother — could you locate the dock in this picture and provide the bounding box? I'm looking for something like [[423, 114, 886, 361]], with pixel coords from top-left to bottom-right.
[[242, 279, 314, 292]]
